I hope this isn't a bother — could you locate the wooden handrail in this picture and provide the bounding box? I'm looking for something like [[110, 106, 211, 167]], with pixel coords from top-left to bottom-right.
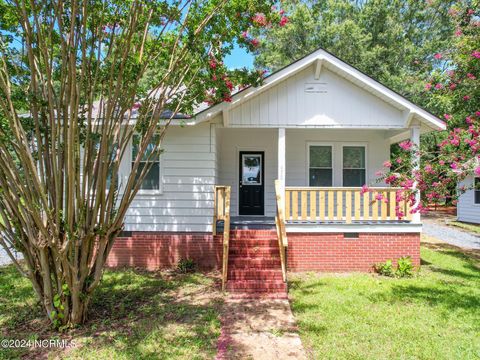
[[274, 180, 288, 282], [284, 187, 412, 223], [213, 186, 231, 291]]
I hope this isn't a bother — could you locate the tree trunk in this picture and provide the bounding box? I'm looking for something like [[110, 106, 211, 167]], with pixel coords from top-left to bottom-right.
[[23, 233, 116, 327]]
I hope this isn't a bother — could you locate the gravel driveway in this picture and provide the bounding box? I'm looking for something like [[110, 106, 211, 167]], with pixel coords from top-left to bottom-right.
[[422, 220, 480, 249]]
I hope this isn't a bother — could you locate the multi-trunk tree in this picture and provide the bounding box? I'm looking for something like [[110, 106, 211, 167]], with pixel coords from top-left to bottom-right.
[[0, 0, 285, 326]]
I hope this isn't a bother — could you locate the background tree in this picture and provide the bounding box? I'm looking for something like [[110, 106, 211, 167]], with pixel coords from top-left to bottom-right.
[[0, 0, 284, 326]]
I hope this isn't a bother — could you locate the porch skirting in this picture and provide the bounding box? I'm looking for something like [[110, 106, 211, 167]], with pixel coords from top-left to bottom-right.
[[106, 231, 420, 272]]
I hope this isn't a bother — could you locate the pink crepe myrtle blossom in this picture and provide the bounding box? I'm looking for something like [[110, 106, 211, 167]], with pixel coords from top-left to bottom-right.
[[131, 102, 141, 110], [360, 184, 370, 195], [444, 114, 452, 121], [279, 16, 289, 27], [467, 73, 476, 80], [476, 111, 480, 117], [455, 28, 463, 36], [241, 31, 249, 39], [279, 9, 285, 15], [471, 50, 480, 59], [399, 140, 413, 151], [385, 174, 398, 184], [449, 83, 457, 90], [383, 160, 392, 168], [434, 83, 443, 90], [250, 38, 260, 47], [464, 95, 470, 101], [434, 53, 442, 59], [450, 162, 459, 170], [375, 170, 384, 177], [375, 193, 384, 201], [396, 158, 402, 164], [475, 167, 480, 176], [424, 82, 432, 90], [467, 9, 475, 15], [424, 164, 434, 174], [252, 13, 267, 26]]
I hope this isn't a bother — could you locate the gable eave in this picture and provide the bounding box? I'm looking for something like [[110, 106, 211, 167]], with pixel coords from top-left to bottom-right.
[[193, 47, 446, 131]]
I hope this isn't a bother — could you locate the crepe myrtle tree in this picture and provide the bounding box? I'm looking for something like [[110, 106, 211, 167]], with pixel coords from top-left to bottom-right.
[[0, 0, 287, 326], [372, 4, 480, 215]]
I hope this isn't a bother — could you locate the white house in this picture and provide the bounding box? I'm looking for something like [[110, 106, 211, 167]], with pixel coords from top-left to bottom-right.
[[106, 48, 446, 295]]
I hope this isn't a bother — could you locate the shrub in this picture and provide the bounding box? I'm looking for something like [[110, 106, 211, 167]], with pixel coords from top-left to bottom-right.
[[375, 257, 415, 278], [396, 256, 414, 278], [177, 258, 197, 273], [375, 259, 395, 277]]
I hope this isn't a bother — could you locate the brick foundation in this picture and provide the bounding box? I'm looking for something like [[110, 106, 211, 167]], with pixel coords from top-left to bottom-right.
[[106, 231, 420, 272], [287, 232, 420, 272], [106, 232, 223, 270]]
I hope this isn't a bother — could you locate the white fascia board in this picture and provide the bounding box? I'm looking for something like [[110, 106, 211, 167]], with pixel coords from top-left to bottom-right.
[[286, 223, 422, 233]]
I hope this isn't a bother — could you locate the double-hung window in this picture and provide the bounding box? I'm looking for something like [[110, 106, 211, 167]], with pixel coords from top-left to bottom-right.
[[475, 177, 480, 205], [309, 145, 333, 186], [343, 146, 366, 187], [132, 134, 162, 192]]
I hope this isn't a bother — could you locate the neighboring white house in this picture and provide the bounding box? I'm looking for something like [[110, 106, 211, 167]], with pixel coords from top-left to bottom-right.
[[457, 159, 480, 224]]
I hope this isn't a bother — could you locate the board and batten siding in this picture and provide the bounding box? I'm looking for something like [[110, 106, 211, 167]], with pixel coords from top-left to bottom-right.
[[229, 65, 405, 128], [457, 175, 480, 224], [123, 121, 219, 232]]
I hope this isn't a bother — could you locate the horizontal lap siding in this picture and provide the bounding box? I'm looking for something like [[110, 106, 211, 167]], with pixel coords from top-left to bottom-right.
[[457, 176, 480, 224], [287, 232, 420, 272], [123, 122, 219, 232]]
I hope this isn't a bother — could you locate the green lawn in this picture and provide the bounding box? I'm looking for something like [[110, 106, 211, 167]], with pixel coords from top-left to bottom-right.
[[448, 220, 480, 235], [289, 243, 480, 360], [0, 266, 222, 359]]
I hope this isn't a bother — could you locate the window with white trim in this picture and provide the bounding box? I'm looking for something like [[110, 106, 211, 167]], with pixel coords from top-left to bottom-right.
[[309, 145, 333, 186], [475, 177, 480, 205], [343, 146, 366, 187], [132, 134, 162, 191]]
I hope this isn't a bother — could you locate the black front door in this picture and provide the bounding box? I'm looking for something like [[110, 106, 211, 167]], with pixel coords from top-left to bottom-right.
[[239, 151, 265, 215]]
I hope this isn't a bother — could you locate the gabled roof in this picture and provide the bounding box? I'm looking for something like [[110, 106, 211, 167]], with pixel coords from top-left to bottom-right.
[[192, 47, 446, 131]]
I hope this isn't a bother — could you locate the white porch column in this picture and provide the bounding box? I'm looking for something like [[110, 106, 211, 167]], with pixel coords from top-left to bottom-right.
[[410, 123, 421, 223], [278, 127, 286, 188]]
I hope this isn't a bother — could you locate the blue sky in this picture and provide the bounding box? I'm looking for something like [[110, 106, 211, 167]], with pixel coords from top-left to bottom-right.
[[224, 43, 255, 69]]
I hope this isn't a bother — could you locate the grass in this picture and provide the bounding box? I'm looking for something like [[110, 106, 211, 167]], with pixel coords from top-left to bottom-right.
[[0, 266, 222, 360], [289, 242, 480, 360], [448, 220, 480, 235]]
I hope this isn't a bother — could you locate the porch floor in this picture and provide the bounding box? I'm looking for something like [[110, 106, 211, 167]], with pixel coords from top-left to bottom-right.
[[217, 216, 276, 230], [216, 216, 413, 231]]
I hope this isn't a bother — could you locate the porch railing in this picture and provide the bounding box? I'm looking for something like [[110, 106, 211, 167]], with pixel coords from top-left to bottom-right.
[[284, 187, 412, 223], [274, 180, 288, 282], [213, 185, 231, 291]]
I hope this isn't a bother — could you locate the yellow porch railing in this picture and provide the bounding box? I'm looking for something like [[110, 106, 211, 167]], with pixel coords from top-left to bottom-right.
[[284, 187, 412, 223], [213, 186, 231, 291]]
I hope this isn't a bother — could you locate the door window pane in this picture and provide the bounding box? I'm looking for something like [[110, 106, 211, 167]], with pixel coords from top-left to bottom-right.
[[309, 146, 333, 186], [343, 146, 366, 186], [242, 155, 262, 185]]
